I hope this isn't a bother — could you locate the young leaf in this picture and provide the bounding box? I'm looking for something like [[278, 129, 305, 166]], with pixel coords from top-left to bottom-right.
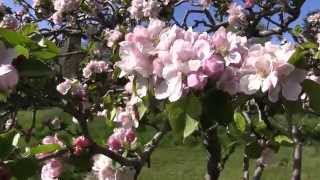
[[233, 111, 247, 133]]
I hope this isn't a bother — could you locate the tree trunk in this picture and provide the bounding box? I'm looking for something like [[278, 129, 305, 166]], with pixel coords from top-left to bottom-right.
[[59, 35, 82, 78], [291, 125, 302, 180], [252, 163, 264, 180], [203, 128, 221, 180], [243, 154, 249, 180]]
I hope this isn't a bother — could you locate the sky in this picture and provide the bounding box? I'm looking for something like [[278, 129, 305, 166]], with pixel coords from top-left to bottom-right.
[[3, 0, 320, 42]]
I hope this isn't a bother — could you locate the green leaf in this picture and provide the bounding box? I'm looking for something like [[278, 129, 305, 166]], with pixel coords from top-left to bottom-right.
[[16, 59, 52, 77], [30, 144, 62, 155], [32, 50, 58, 60], [303, 79, 320, 113], [183, 114, 199, 139], [166, 95, 202, 139], [289, 42, 318, 66], [12, 133, 21, 148], [274, 135, 293, 145], [245, 141, 262, 159], [0, 28, 31, 46], [0, 130, 16, 160], [15, 45, 29, 58], [233, 111, 247, 133], [7, 157, 39, 180], [19, 23, 38, 36]]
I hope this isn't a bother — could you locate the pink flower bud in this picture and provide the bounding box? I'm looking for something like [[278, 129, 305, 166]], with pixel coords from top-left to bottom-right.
[[244, 0, 255, 8], [202, 55, 225, 79], [125, 129, 136, 143], [107, 135, 122, 152], [73, 136, 90, 155], [187, 72, 207, 90], [0, 65, 19, 91]]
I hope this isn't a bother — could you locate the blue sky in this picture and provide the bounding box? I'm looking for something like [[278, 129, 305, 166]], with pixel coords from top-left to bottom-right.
[[3, 0, 320, 41]]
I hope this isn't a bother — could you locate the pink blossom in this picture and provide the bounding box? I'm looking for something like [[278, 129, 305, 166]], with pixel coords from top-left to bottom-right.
[[187, 72, 207, 90], [73, 136, 91, 155], [143, 0, 161, 18], [41, 159, 63, 180], [0, 15, 19, 30], [128, 0, 144, 19], [83, 60, 109, 78], [56, 79, 72, 95], [42, 135, 65, 147], [0, 65, 19, 91], [227, 3, 246, 26], [202, 55, 225, 79], [125, 129, 136, 143], [92, 154, 116, 180], [104, 28, 123, 48], [244, 0, 255, 8], [56, 79, 86, 96], [211, 27, 228, 52], [199, 0, 213, 8]]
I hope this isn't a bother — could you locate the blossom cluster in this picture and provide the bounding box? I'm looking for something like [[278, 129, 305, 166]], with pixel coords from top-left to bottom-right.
[[107, 106, 138, 152], [0, 15, 19, 30], [128, 0, 161, 19], [92, 154, 135, 180], [82, 60, 110, 78], [51, 0, 81, 24], [0, 41, 18, 92], [227, 3, 247, 26], [103, 27, 124, 48], [116, 18, 306, 103], [56, 78, 86, 97], [39, 135, 65, 180]]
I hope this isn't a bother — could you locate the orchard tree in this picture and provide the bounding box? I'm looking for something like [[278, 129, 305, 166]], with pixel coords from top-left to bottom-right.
[[0, 0, 320, 180]]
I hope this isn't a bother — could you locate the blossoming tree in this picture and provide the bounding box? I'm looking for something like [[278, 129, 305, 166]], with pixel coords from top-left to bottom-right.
[[0, 0, 320, 180]]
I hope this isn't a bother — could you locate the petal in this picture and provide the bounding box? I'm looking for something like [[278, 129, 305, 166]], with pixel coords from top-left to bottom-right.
[[282, 80, 302, 101]]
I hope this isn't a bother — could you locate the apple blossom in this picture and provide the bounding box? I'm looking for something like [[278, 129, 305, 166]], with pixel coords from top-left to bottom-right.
[[92, 154, 116, 180], [0, 15, 19, 30], [199, 0, 213, 8], [83, 60, 109, 78], [56, 78, 86, 96], [244, 0, 255, 8], [41, 159, 63, 180], [92, 154, 135, 180], [104, 28, 123, 48], [227, 3, 246, 26], [187, 72, 208, 90]]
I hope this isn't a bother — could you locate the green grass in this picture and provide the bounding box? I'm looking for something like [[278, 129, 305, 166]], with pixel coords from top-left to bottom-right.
[[139, 142, 320, 180], [15, 109, 320, 180]]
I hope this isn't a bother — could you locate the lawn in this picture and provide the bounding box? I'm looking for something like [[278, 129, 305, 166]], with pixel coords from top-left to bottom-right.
[[15, 109, 320, 180], [139, 142, 320, 180]]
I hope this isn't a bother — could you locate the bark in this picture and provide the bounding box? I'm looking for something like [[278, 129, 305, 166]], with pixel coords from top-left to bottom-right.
[[252, 163, 264, 180], [243, 154, 249, 180], [291, 125, 302, 180], [59, 35, 83, 78], [203, 128, 221, 180]]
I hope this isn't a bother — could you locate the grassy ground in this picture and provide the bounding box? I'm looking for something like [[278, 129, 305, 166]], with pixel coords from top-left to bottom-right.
[[139, 142, 320, 180], [15, 109, 320, 180]]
